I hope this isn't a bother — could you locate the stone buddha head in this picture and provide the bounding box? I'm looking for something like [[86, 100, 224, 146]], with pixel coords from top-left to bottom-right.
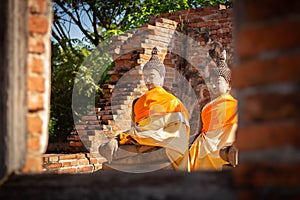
[[142, 47, 165, 90]]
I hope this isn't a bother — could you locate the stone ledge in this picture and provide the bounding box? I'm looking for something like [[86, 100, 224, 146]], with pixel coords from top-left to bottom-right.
[[0, 170, 235, 200]]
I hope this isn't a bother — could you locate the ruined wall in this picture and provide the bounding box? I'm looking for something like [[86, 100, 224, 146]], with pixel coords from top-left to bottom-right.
[[23, 0, 52, 173], [42, 153, 104, 173]]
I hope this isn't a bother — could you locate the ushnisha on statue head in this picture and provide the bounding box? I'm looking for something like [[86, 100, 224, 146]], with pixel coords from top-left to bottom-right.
[[210, 44, 232, 97], [142, 47, 166, 90]]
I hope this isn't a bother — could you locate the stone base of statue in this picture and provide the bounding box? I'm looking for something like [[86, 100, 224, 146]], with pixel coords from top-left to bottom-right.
[[101, 144, 173, 172]]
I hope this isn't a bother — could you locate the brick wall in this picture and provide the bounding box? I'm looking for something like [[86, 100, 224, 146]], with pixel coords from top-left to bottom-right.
[[42, 153, 104, 173], [232, 0, 300, 198], [23, 0, 52, 173]]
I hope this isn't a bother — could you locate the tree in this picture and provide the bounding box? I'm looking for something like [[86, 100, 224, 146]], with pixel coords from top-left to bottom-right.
[[52, 0, 231, 49], [50, 0, 231, 142]]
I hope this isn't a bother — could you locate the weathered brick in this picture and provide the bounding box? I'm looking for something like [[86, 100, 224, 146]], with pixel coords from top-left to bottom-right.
[[89, 158, 100, 165], [59, 154, 77, 160], [60, 160, 77, 167], [159, 18, 178, 26], [148, 34, 171, 43], [76, 154, 87, 159], [232, 53, 300, 88], [28, 36, 45, 54], [42, 156, 49, 163], [237, 121, 300, 151], [235, 0, 300, 25], [81, 115, 98, 121], [43, 162, 62, 169], [27, 76, 45, 92], [58, 167, 77, 173], [48, 155, 59, 163], [155, 22, 176, 30], [236, 20, 300, 59], [77, 165, 94, 173], [28, 116, 43, 134], [77, 158, 90, 166], [28, 15, 49, 34], [28, 0, 48, 14], [27, 136, 40, 151], [240, 91, 300, 123], [28, 58, 44, 74], [27, 92, 44, 111], [22, 156, 42, 173]]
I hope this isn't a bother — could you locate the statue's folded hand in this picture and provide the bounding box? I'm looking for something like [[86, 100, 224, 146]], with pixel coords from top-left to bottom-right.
[[98, 138, 118, 163]]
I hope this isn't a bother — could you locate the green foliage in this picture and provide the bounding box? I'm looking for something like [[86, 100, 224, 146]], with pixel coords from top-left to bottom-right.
[[72, 42, 114, 124], [48, 117, 58, 138], [50, 43, 92, 141]]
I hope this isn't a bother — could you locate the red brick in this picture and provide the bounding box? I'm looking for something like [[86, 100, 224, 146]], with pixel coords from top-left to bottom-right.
[[77, 165, 94, 173], [232, 53, 300, 88], [28, 76, 45, 92], [27, 115, 43, 133], [160, 18, 178, 26], [28, 15, 49, 34], [69, 141, 83, 147], [27, 136, 41, 151], [236, 121, 300, 151], [28, 93, 44, 111], [234, 162, 300, 187], [42, 156, 49, 163], [77, 158, 90, 166], [60, 160, 77, 167], [22, 155, 42, 173], [28, 0, 48, 14], [59, 154, 77, 160], [89, 158, 101, 165], [240, 91, 300, 123], [76, 154, 87, 159], [58, 167, 77, 173], [48, 155, 59, 163], [81, 115, 98, 121], [43, 162, 62, 169], [236, 0, 300, 24], [28, 58, 44, 74], [236, 20, 300, 59], [155, 22, 176, 30], [28, 36, 45, 53]]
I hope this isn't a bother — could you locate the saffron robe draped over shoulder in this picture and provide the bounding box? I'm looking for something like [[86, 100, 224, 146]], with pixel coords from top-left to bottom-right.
[[189, 94, 238, 171], [130, 86, 190, 171]]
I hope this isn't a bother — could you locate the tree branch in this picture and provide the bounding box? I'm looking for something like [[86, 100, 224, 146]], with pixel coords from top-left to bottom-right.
[[52, 29, 67, 52], [55, 0, 97, 46]]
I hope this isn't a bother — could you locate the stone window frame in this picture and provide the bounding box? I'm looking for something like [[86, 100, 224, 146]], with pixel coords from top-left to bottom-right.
[[0, 0, 28, 179]]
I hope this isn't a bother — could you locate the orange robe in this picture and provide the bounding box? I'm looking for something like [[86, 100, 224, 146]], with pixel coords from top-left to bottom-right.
[[129, 86, 190, 171], [134, 86, 189, 123], [189, 94, 238, 171]]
